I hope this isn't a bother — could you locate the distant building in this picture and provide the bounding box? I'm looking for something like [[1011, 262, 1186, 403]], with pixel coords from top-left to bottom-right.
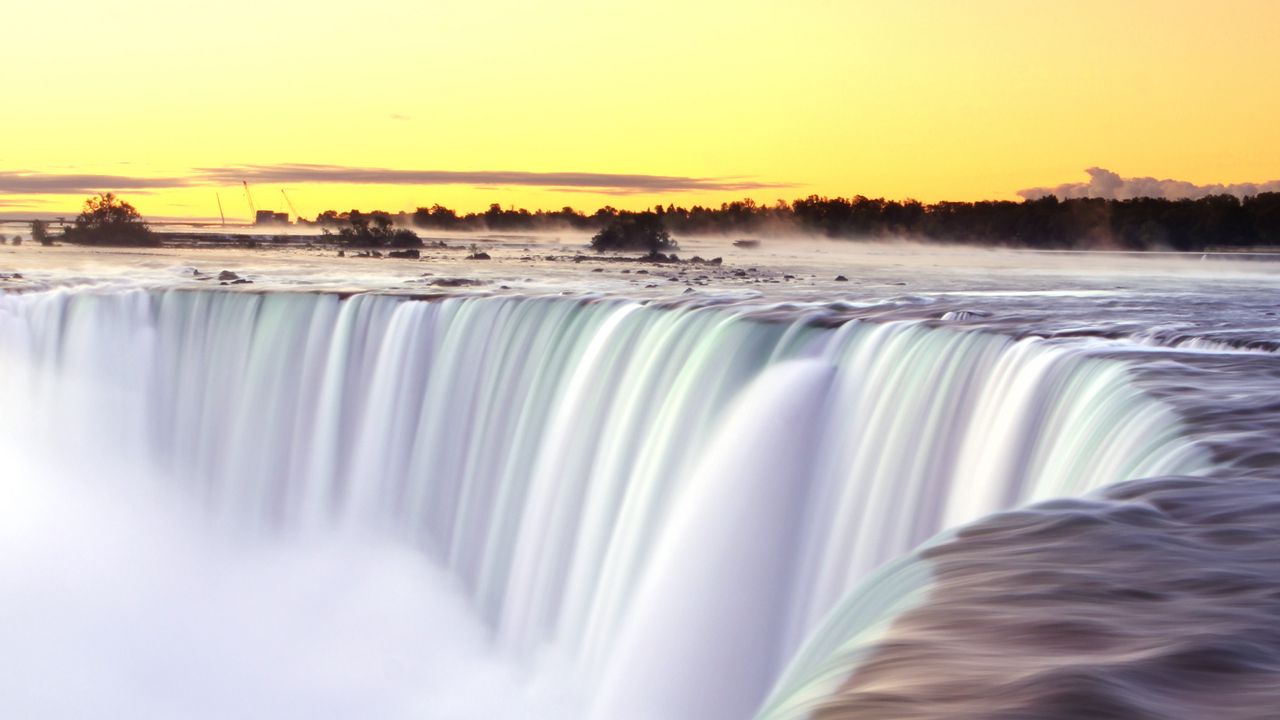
[[255, 210, 290, 225]]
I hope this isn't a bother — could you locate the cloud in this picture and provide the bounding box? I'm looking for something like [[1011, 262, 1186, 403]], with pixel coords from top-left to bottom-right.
[[0, 165, 787, 197], [0, 171, 188, 195], [193, 164, 787, 194], [1019, 167, 1280, 201]]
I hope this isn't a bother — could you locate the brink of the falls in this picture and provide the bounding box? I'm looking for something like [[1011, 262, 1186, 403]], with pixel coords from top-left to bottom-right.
[[0, 286, 1253, 719]]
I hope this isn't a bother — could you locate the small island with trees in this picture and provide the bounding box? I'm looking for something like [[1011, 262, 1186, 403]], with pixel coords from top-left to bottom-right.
[[60, 193, 158, 247], [589, 213, 678, 255]]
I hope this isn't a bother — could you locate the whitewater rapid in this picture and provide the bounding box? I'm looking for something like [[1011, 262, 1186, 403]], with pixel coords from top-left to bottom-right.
[[0, 287, 1221, 718]]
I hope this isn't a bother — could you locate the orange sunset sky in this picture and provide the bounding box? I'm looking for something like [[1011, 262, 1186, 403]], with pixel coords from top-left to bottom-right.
[[3, 0, 1278, 220]]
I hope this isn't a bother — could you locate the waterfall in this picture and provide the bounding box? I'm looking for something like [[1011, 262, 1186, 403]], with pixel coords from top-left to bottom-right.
[[0, 288, 1212, 719]]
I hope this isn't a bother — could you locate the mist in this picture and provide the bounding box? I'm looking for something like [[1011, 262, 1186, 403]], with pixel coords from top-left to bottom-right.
[[0, 434, 584, 720]]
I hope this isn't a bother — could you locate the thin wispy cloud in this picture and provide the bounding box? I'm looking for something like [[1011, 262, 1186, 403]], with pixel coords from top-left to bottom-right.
[[0, 171, 187, 195], [1020, 167, 1280, 201], [0, 165, 787, 197], [194, 164, 787, 194]]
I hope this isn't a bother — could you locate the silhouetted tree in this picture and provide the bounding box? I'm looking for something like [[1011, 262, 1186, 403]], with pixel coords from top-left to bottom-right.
[[413, 204, 464, 230], [31, 220, 50, 246], [62, 193, 156, 246], [332, 210, 422, 247], [590, 212, 677, 254]]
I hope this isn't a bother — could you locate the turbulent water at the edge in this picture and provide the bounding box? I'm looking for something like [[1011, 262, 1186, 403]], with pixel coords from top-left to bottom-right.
[[1, 279, 1278, 719]]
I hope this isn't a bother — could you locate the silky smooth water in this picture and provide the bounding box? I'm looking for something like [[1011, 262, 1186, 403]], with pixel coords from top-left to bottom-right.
[[0, 288, 1214, 719]]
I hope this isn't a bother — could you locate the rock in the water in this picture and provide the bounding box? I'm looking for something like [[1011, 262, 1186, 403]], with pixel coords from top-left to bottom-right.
[[941, 310, 993, 321], [468, 251, 491, 260], [431, 278, 485, 287], [217, 270, 240, 281], [835, 275, 849, 282], [389, 249, 420, 259]]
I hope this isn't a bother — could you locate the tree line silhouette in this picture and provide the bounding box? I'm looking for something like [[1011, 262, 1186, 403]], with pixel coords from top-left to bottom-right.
[[307, 194, 1280, 251], [53, 191, 1280, 251]]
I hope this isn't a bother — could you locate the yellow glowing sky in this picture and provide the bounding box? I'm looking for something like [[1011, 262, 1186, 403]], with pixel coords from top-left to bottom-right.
[[4, 0, 1278, 220]]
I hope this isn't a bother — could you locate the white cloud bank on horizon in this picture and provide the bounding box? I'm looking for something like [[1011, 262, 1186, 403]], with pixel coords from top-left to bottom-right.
[[1019, 167, 1280, 201]]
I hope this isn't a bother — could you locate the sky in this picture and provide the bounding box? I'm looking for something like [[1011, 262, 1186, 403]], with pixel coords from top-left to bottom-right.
[[3, 0, 1278, 220]]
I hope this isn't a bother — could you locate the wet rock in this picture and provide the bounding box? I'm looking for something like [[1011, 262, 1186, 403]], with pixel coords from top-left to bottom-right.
[[468, 251, 492, 260], [941, 310, 993, 321], [388, 249, 420, 259], [644, 252, 679, 263], [835, 275, 849, 282], [430, 278, 485, 287], [336, 250, 345, 257], [217, 270, 240, 281]]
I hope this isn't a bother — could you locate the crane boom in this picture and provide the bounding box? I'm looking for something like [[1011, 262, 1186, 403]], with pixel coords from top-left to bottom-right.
[[242, 180, 256, 218], [281, 189, 302, 221], [215, 192, 226, 226]]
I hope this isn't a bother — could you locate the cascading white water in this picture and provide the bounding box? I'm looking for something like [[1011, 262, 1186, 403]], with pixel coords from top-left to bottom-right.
[[0, 287, 1212, 719]]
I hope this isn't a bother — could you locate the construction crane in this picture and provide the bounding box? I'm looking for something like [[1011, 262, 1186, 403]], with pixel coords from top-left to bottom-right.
[[215, 193, 226, 226], [281, 189, 302, 222], [242, 180, 257, 220]]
